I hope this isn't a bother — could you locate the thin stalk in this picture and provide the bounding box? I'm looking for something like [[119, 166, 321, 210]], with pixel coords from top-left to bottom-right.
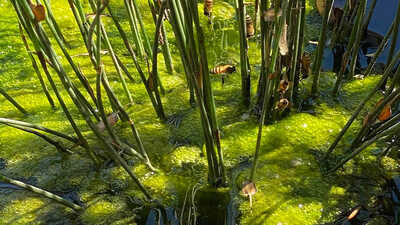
[[107, 5, 165, 120], [236, 0, 251, 107], [251, 0, 288, 181], [15, 0, 99, 163], [311, 0, 334, 96], [0, 173, 83, 211], [288, 0, 302, 103], [124, 0, 145, 58], [18, 23, 55, 108], [324, 50, 400, 159], [100, 24, 134, 104], [149, 0, 174, 73], [40, 0, 70, 48], [191, 0, 226, 184], [5, 123, 72, 154], [333, 1, 366, 95], [349, 0, 367, 78], [129, 0, 152, 57], [0, 88, 28, 115], [329, 121, 400, 173], [0, 117, 79, 143], [331, 0, 350, 48], [352, 81, 400, 148], [363, 22, 394, 76]]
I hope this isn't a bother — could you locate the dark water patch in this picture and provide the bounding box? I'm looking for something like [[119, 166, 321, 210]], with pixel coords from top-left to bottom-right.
[[57, 189, 85, 207], [319, 0, 400, 72], [328, 175, 400, 225], [144, 207, 179, 225], [0, 158, 6, 170], [195, 188, 230, 225]]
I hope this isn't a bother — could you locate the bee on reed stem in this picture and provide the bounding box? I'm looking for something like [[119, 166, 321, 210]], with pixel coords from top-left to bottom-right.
[[275, 98, 290, 112], [246, 15, 255, 38], [204, 0, 213, 16], [278, 79, 290, 95]]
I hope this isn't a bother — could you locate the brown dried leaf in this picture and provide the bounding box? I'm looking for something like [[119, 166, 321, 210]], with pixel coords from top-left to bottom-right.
[[279, 24, 288, 56], [268, 72, 278, 80], [347, 206, 361, 220], [147, 74, 155, 92], [32, 4, 46, 22], [263, 8, 282, 22], [376, 98, 392, 122]]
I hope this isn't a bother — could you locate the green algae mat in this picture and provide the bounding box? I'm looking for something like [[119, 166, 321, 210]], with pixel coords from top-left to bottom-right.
[[0, 0, 395, 224]]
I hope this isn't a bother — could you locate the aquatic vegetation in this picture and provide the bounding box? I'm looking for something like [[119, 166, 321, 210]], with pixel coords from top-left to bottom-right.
[[0, 0, 399, 224]]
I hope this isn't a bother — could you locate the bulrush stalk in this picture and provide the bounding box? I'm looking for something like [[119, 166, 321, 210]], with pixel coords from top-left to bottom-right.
[[89, 0, 154, 198], [88, 0, 156, 172], [311, 0, 334, 96], [288, 0, 302, 103], [166, 0, 225, 186], [149, 0, 174, 73], [0, 88, 28, 115], [39, 0, 70, 48], [333, 1, 366, 95], [13, 0, 99, 164], [4, 123, 72, 154], [0, 173, 83, 211], [107, 5, 166, 120], [191, 0, 226, 184], [348, 0, 367, 78], [236, 0, 251, 107], [324, 50, 400, 160], [329, 121, 400, 173], [0, 117, 79, 144], [251, 0, 289, 181], [19, 23, 55, 109], [363, 22, 394, 76]]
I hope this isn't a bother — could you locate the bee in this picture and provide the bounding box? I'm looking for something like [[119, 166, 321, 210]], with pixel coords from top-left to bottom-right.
[[210, 64, 236, 85], [300, 53, 311, 78], [210, 64, 236, 74], [275, 98, 290, 111], [96, 112, 120, 133], [204, 0, 213, 17], [30, 4, 46, 22], [278, 79, 290, 95], [246, 15, 255, 38]]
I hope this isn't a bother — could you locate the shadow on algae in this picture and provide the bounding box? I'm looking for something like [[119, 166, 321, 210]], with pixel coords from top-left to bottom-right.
[[0, 0, 390, 224]]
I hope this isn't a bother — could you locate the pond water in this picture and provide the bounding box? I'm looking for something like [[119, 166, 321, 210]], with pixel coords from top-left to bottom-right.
[[322, 0, 400, 71]]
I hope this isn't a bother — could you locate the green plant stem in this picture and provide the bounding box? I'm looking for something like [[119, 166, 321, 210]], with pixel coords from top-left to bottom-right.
[[324, 50, 400, 160], [0, 173, 83, 211], [0, 117, 79, 143], [0, 88, 28, 115], [311, 0, 334, 96]]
